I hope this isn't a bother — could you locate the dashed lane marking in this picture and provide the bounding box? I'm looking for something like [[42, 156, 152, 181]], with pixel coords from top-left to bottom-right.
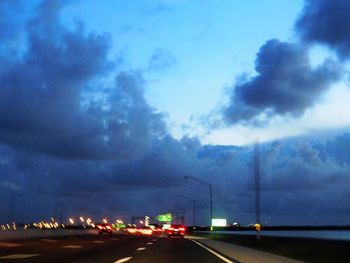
[[114, 257, 132, 263], [0, 242, 22, 247], [62, 245, 83, 249], [40, 239, 58, 243], [136, 247, 146, 251], [93, 241, 105, 244], [0, 254, 40, 259], [147, 242, 153, 245], [189, 239, 235, 263]]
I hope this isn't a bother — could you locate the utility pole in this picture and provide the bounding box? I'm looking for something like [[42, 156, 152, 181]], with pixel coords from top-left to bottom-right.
[[254, 141, 261, 239]]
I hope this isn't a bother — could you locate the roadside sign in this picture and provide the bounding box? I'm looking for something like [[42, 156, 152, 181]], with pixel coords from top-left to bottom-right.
[[211, 218, 227, 227], [157, 213, 172, 222]]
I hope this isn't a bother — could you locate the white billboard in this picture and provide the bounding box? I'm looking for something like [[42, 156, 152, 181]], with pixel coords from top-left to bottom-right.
[[211, 218, 227, 227]]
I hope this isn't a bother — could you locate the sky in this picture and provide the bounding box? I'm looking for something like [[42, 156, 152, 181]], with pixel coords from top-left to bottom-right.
[[1, 0, 350, 226]]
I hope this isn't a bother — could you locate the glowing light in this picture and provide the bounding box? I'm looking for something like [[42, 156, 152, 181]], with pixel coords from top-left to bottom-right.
[[157, 213, 172, 222], [80, 217, 84, 222], [69, 218, 74, 224], [103, 219, 108, 224], [211, 219, 227, 227], [255, 223, 261, 232]]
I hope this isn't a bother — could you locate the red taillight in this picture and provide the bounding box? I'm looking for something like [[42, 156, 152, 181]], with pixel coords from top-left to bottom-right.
[[106, 225, 112, 230], [179, 227, 185, 231], [168, 227, 174, 231], [97, 225, 103, 229]]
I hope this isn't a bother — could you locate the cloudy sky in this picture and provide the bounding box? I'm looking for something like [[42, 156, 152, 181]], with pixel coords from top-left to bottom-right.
[[1, 0, 350, 226]]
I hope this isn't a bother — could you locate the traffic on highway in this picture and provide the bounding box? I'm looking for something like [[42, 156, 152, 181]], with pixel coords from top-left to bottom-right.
[[0, 226, 233, 263]]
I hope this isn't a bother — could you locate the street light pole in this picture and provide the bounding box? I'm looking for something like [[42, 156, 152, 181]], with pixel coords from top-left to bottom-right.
[[177, 195, 196, 226], [209, 183, 213, 225], [184, 176, 213, 227], [254, 141, 261, 240]]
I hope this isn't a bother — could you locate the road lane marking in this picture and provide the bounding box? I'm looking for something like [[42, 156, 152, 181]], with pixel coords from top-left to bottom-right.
[[136, 247, 146, 251], [147, 242, 153, 245], [0, 242, 22, 247], [93, 240, 105, 244], [62, 245, 83, 249], [40, 239, 58, 243], [0, 254, 40, 259], [114, 257, 132, 263], [187, 235, 208, 240], [190, 239, 235, 263]]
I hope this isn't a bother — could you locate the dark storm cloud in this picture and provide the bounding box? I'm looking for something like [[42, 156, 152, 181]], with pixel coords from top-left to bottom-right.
[[296, 0, 350, 60], [3, 130, 350, 225], [0, 0, 110, 159], [0, 0, 183, 223], [0, 1, 165, 160], [102, 71, 166, 159], [223, 39, 342, 125]]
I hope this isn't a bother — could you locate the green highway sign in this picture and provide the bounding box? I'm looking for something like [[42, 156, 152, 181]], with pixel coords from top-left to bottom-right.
[[157, 213, 172, 222]]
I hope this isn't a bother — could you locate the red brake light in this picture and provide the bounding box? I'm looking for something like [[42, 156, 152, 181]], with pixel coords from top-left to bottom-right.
[[106, 225, 112, 230], [168, 227, 174, 231], [179, 227, 185, 231], [97, 225, 103, 229]]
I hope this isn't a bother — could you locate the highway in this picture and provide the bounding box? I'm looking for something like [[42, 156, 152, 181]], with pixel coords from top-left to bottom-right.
[[0, 233, 231, 263]]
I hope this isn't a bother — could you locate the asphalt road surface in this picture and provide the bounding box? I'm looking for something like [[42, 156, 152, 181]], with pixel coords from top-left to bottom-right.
[[0, 234, 231, 263]]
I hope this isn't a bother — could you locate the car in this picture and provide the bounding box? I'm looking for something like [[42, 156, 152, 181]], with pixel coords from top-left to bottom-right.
[[96, 223, 113, 235], [167, 224, 186, 237], [138, 226, 153, 236], [149, 224, 164, 235], [126, 225, 138, 235]]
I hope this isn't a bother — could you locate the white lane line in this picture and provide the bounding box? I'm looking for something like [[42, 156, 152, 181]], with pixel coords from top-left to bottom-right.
[[114, 257, 132, 263], [0, 254, 40, 259], [147, 242, 153, 245], [136, 247, 146, 251], [190, 239, 234, 263], [93, 240, 105, 244], [62, 245, 83, 249], [40, 239, 58, 243], [188, 236, 208, 240], [0, 242, 22, 247]]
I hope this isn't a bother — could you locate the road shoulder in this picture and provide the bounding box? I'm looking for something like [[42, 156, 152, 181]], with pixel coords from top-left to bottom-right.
[[186, 235, 305, 263]]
